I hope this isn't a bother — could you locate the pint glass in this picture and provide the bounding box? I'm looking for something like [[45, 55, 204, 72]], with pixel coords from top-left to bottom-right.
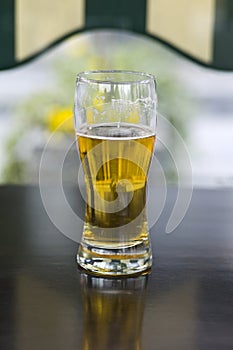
[[74, 70, 157, 276]]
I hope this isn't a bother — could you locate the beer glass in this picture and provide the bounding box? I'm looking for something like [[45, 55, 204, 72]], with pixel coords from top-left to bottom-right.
[[74, 70, 157, 276]]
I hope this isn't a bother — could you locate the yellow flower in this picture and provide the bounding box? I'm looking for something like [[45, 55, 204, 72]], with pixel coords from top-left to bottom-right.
[[47, 107, 73, 133], [93, 91, 105, 112], [86, 108, 95, 124], [127, 107, 140, 123], [86, 91, 106, 124]]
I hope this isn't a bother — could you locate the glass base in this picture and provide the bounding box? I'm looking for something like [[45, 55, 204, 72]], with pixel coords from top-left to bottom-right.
[[76, 241, 152, 277]]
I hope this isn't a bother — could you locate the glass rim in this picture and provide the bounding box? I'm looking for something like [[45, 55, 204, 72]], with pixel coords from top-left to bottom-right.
[[76, 70, 156, 85]]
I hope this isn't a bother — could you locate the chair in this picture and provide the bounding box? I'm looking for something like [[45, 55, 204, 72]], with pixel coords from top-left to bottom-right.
[[0, 0, 232, 71]]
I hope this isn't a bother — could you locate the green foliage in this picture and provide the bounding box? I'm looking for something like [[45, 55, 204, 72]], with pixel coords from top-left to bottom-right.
[[2, 159, 26, 183]]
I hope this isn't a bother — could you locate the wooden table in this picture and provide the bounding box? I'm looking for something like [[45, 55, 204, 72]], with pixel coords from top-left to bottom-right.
[[0, 186, 233, 349]]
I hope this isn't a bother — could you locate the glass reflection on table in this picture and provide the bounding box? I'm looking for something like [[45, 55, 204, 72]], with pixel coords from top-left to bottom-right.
[[80, 273, 148, 350]]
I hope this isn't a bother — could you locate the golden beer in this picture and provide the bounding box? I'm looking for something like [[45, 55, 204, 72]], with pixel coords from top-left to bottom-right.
[[77, 123, 155, 274]]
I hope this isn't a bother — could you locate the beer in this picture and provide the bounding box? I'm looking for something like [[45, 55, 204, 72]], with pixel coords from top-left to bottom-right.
[[77, 123, 155, 254]]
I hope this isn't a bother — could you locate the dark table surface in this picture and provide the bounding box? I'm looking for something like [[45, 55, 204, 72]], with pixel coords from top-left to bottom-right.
[[0, 185, 233, 350]]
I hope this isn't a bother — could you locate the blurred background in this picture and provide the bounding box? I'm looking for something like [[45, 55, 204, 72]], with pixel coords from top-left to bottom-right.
[[0, 30, 233, 187]]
